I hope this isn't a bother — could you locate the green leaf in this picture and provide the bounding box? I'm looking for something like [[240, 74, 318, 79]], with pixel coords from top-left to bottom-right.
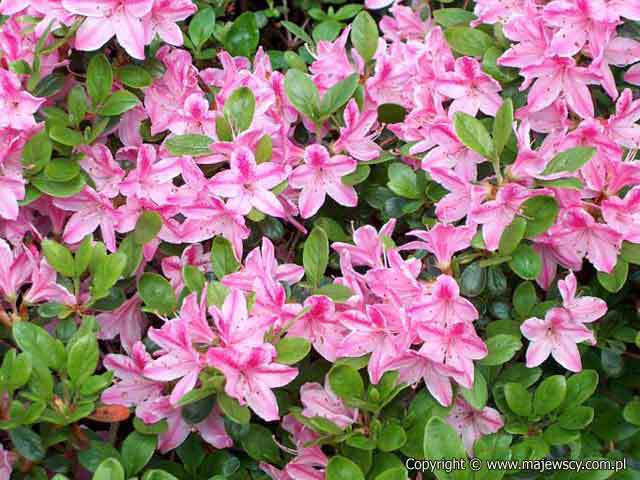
[[504, 382, 532, 417], [559, 406, 594, 429], [597, 259, 628, 293], [217, 392, 251, 424], [255, 134, 273, 163], [93, 458, 125, 480], [493, 99, 513, 158], [240, 424, 280, 463], [623, 400, 640, 426], [98, 90, 141, 116], [189, 7, 216, 49], [453, 112, 494, 159], [87, 54, 113, 105], [387, 163, 424, 200], [521, 196, 559, 237], [143, 470, 179, 480], [563, 370, 598, 409], [276, 337, 311, 365], [377, 422, 407, 452], [444, 26, 496, 57], [315, 284, 354, 302], [165, 134, 212, 157], [537, 177, 584, 189], [211, 237, 240, 280], [45, 158, 80, 182], [542, 147, 596, 175], [22, 129, 52, 174], [423, 417, 469, 480], [133, 211, 163, 245], [42, 239, 75, 277], [513, 281, 537, 318], [326, 456, 365, 480], [303, 227, 329, 288], [621, 241, 640, 265], [9, 426, 46, 461], [121, 432, 157, 477], [460, 262, 486, 297], [183, 265, 205, 293], [115, 65, 153, 89], [224, 87, 255, 134], [68, 85, 88, 126], [499, 216, 526, 256], [182, 395, 215, 424], [49, 125, 84, 146], [68, 334, 99, 385], [134, 418, 168, 435], [351, 11, 378, 62], [281, 20, 314, 45], [91, 252, 127, 300], [329, 364, 364, 400], [433, 8, 477, 27], [224, 12, 259, 58], [138, 273, 177, 314], [31, 173, 86, 197], [377, 103, 407, 124], [534, 375, 567, 416], [508, 244, 541, 280], [13, 322, 65, 370], [479, 334, 521, 366], [461, 371, 488, 410], [482, 46, 518, 84], [284, 69, 320, 121], [320, 74, 359, 118]]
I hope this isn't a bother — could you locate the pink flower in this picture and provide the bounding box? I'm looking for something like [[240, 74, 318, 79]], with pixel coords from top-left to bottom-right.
[[602, 186, 640, 243], [289, 145, 357, 219], [0, 174, 25, 221], [288, 295, 342, 362], [137, 396, 232, 453], [144, 0, 196, 46], [334, 100, 381, 161], [542, 0, 618, 60], [206, 344, 298, 421], [223, 237, 304, 291], [119, 144, 181, 205], [558, 271, 607, 324], [261, 447, 327, 480], [209, 146, 287, 218], [604, 89, 640, 149], [0, 441, 15, 479], [144, 320, 204, 405], [469, 184, 548, 251], [62, 0, 153, 60], [0, 69, 45, 130], [418, 322, 487, 390], [386, 348, 461, 407], [472, 0, 530, 26], [78, 144, 125, 198], [300, 378, 358, 429], [446, 397, 503, 455], [520, 56, 601, 119], [54, 187, 119, 252], [552, 207, 623, 273], [521, 307, 594, 372], [0, 238, 33, 299], [96, 295, 146, 354], [498, 15, 551, 69], [429, 168, 487, 223], [436, 57, 503, 117], [101, 341, 164, 409], [170, 93, 216, 137], [409, 275, 479, 329], [23, 258, 76, 305], [161, 244, 211, 291], [403, 224, 475, 270], [310, 27, 362, 92], [0, 0, 29, 14], [365, 0, 395, 9], [332, 219, 396, 268], [210, 289, 271, 347]]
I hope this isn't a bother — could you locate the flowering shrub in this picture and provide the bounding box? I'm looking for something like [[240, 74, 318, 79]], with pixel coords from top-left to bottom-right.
[[1, 0, 640, 479]]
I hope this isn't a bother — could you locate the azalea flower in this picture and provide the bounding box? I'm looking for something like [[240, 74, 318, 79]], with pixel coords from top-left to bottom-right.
[[332, 219, 396, 268], [0, 69, 45, 130], [403, 224, 475, 270], [62, 0, 153, 60], [96, 295, 146, 354], [558, 271, 607, 324], [446, 397, 504, 455], [144, 0, 196, 46], [300, 378, 358, 429], [0, 174, 25, 221], [334, 100, 381, 161], [521, 307, 594, 371], [289, 144, 358, 219], [206, 344, 298, 421], [0, 238, 33, 299]]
